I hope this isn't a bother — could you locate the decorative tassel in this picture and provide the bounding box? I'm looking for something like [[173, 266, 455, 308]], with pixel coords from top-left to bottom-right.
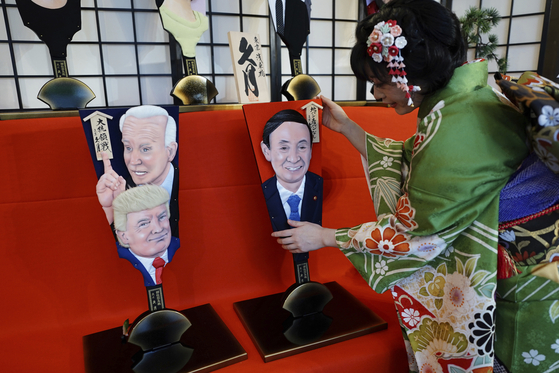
[[366, 20, 422, 108]]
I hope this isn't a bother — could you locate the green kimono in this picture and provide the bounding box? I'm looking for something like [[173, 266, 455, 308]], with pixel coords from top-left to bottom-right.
[[494, 71, 559, 373], [336, 60, 528, 372], [496, 262, 559, 373]]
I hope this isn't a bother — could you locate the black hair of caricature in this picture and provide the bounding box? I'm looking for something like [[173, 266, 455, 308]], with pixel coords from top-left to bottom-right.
[[262, 109, 313, 148], [350, 0, 467, 95]]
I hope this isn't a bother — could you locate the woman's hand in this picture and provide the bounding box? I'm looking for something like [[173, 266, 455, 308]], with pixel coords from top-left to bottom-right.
[[319, 95, 367, 157], [271, 220, 337, 254], [320, 95, 351, 134]]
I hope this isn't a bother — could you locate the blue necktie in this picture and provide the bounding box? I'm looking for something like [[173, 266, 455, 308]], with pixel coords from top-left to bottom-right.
[[287, 194, 301, 221]]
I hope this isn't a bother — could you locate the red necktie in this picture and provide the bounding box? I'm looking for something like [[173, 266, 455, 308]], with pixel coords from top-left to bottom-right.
[[152, 257, 165, 285]]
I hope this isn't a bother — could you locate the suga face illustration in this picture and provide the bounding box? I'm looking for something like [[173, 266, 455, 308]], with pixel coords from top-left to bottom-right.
[[260, 109, 322, 232]]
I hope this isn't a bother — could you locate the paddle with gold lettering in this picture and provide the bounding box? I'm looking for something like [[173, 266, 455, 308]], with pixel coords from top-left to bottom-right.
[[15, 0, 95, 109], [156, 0, 218, 105], [268, 0, 321, 100]]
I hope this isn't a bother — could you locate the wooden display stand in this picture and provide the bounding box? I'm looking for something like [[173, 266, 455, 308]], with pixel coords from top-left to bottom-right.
[[83, 304, 247, 373], [234, 281, 387, 362]]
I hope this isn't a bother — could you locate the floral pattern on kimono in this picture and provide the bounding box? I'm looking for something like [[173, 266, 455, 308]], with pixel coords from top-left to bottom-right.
[[495, 262, 559, 373], [336, 61, 529, 373]]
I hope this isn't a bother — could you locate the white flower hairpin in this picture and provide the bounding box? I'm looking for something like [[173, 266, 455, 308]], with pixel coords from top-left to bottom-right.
[[366, 20, 421, 106]]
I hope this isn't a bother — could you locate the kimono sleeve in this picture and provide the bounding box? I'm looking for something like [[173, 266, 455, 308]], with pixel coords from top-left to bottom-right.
[[336, 102, 527, 293]]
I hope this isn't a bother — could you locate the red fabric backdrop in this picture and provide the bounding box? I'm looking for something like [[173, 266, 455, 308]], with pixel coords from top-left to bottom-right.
[[0, 106, 415, 372]]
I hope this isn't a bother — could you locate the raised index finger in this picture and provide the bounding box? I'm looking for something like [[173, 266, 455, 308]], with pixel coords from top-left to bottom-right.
[[101, 151, 113, 173]]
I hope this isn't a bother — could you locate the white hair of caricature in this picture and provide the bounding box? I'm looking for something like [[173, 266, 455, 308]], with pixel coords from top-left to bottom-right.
[[113, 184, 171, 247], [119, 105, 177, 147]]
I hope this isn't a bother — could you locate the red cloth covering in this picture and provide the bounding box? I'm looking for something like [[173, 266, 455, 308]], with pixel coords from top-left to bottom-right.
[[0, 105, 415, 372]]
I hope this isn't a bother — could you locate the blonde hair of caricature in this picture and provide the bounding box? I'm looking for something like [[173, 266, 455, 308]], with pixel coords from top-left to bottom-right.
[[119, 105, 177, 147], [113, 185, 171, 247]]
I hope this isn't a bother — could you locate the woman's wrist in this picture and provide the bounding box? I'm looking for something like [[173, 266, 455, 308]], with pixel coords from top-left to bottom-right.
[[321, 227, 338, 248], [340, 119, 367, 157], [339, 117, 357, 137]]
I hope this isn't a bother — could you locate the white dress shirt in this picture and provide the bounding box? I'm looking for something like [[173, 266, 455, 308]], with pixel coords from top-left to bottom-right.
[[277, 175, 306, 219], [159, 162, 174, 198], [130, 249, 169, 284]]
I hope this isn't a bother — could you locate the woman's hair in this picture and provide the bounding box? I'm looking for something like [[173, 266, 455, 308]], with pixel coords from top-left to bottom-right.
[[350, 0, 466, 95]]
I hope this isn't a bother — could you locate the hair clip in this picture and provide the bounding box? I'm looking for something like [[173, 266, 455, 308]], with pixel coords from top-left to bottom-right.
[[366, 20, 421, 106]]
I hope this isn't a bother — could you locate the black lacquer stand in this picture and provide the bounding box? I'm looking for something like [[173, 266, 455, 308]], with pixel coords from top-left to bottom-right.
[[282, 253, 333, 317], [126, 308, 193, 373], [83, 283, 246, 373], [83, 303, 247, 373], [234, 281, 387, 362]]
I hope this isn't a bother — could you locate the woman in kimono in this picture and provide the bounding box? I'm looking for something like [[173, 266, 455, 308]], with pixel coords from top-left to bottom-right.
[[272, 0, 529, 372]]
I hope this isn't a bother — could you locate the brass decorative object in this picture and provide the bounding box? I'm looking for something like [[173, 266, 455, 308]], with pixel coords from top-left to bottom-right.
[[281, 74, 322, 101], [171, 75, 219, 105], [37, 77, 96, 110]]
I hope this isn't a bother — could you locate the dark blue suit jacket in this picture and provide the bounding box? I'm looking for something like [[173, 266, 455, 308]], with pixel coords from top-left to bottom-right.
[[117, 237, 180, 287], [261, 171, 323, 231], [262, 171, 323, 270]]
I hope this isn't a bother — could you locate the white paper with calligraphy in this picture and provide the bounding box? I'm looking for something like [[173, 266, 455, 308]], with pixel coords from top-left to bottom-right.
[[301, 101, 322, 143], [228, 31, 270, 104], [82, 111, 114, 161]]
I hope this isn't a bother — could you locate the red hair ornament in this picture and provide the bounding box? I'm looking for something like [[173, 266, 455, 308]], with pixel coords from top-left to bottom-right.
[[366, 20, 421, 106]]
